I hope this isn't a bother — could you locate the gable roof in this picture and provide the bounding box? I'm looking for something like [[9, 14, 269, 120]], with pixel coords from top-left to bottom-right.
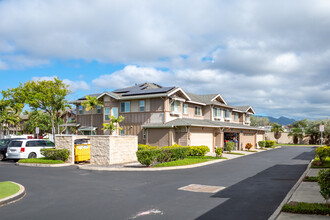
[[233, 106, 255, 114]]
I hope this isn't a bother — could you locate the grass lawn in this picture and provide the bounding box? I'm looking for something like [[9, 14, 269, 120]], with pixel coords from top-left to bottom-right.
[[244, 150, 258, 152], [153, 156, 227, 167], [311, 157, 330, 168], [303, 176, 318, 182], [282, 202, 330, 215], [18, 158, 64, 164], [275, 144, 320, 147], [0, 181, 20, 199], [224, 152, 245, 155]]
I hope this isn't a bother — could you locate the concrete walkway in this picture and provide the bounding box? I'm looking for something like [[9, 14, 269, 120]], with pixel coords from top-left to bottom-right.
[[276, 168, 328, 219]]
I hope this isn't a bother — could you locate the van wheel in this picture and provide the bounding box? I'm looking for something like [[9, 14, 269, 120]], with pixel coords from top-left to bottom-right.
[[0, 153, 4, 161], [28, 153, 37, 159]]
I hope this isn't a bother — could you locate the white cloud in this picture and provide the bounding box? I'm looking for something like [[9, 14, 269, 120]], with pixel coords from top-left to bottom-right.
[[32, 76, 90, 92]]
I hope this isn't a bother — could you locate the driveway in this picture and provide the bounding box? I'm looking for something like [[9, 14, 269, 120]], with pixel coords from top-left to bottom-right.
[[0, 146, 315, 220]]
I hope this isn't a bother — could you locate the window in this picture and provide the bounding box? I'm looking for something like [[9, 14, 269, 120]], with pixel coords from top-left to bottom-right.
[[112, 107, 118, 118], [46, 141, 55, 147], [225, 110, 231, 118], [79, 105, 83, 114], [26, 141, 37, 147], [195, 106, 202, 116], [171, 101, 180, 112], [120, 102, 130, 113], [234, 113, 239, 121], [120, 130, 125, 136], [36, 140, 47, 146], [213, 107, 221, 118], [97, 105, 102, 114], [183, 104, 188, 114], [143, 129, 146, 140], [139, 100, 145, 112], [9, 141, 22, 147], [246, 114, 250, 122], [104, 107, 110, 121]]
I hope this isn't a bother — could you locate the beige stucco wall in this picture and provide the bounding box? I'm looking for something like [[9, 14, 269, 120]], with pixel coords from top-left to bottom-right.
[[265, 132, 293, 144], [55, 135, 138, 165]]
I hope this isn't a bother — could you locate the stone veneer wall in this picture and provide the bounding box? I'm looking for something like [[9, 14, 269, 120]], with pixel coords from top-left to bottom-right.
[[55, 135, 138, 165]]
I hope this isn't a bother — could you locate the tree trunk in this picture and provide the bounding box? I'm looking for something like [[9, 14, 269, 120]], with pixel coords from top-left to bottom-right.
[[50, 114, 55, 143]]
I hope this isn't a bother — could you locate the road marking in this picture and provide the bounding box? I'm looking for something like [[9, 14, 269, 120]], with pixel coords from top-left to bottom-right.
[[130, 209, 163, 219], [178, 184, 226, 193]]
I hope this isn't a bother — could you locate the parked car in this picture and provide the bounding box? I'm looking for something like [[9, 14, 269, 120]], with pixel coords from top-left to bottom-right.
[[0, 138, 26, 161], [6, 139, 55, 160]]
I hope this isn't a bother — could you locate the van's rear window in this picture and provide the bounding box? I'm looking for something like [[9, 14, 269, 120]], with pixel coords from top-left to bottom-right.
[[9, 141, 23, 147]]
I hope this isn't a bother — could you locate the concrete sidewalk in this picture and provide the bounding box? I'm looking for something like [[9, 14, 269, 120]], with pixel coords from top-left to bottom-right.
[[276, 167, 328, 220]]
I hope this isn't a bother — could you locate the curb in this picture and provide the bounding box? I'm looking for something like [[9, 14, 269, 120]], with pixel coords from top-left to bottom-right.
[[16, 162, 72, 168], [0, 181, 25, 207], [78, 147, 282, 172], [268, 159, 313, 220]]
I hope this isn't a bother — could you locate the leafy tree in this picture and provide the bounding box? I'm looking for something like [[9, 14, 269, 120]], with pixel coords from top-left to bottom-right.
[[22, 77, 70, 140], [288, 127, 303, 144], [271, 123, 284, 143], [305, 120, 322, 144], [81, 95, 104, 135], [102, 116, 125, 135], [250, 116, 270, 127], [23, 111, 52, 136]]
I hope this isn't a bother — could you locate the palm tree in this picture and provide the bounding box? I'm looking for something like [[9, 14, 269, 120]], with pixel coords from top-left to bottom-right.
[[271, 123, 284, 143], [102, 116, 125, 135], [81, 96, 104, 135], [288, 127, 303, 144]]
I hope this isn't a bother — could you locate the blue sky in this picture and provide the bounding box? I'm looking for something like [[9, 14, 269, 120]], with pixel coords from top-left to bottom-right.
[[1, 0, 330, 120]]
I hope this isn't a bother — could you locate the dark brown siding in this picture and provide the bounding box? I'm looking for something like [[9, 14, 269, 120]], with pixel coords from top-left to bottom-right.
[[150, 98, 164, 112], [120, 112, 152, 125], [175, 132, 188, 146], [147, 129, 170, 147]]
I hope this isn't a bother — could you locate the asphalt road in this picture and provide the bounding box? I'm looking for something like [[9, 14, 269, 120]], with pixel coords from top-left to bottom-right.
[[0, 147, 315, 220]]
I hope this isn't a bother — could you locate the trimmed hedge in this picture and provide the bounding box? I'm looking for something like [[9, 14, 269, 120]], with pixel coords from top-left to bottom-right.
[[188, 145, 210, 156], [40, 149, 70, 161], [315, 146, 330, 164], [318, 169, 330, 203], [138, 144, 158, 151], [265, 140, 276, 148], [258, 141, 266, 148], [136, 147, 190, 167]]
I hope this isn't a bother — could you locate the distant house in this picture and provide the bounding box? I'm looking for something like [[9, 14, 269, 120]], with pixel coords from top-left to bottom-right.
[[71, 83, 265, 151]]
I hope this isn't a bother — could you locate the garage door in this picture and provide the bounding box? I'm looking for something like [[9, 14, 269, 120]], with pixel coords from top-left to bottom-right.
[[256, 134, 264, 148], [190, 132, 213, 149]]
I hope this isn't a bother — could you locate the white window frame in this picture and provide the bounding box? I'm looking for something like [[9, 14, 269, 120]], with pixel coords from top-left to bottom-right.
[[225, 109, 231, 118], [97, 105, 102, 114], [195, 106, 202, 116], [120, 101, 130, 113], [104, 107, 110, 121], [234, 113, 239, 121], [245, 114, 250, 122], [171, 101, 180, 112], [183, 104, 188, 114], [79, 105, 83, 114], [112, 107, 118, 118], [213, 107, 222, 118], [139, 100, 145, 112]]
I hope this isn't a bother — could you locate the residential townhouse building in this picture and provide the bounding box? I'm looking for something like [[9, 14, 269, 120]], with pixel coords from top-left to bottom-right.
[[71, 83, 265, 151]]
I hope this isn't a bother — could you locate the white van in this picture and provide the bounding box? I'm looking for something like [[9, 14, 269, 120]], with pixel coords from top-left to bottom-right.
[[6, 139, 55, 160]]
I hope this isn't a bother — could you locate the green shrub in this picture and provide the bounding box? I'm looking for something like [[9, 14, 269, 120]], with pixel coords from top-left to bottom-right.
[[138, 144, 158, 151], [258, 141, 266, 148], [265, 140, 276, 148], [136, 149, 159, 167], [215, 148, 223, 157], [189, 145, 210, 156], [318, 169, 330, 203], [162, 144, 183, 149], [245, 143, 253, 150], [282, 202, 330, 215], [136, 147, 190, 166], [225, 142, 235, 152], [40, 149, 70, 161], [315, 146, 330, 164]]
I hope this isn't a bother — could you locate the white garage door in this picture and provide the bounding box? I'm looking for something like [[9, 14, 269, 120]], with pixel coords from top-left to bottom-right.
[[256, 134, 264, 148], [190, 132, 213, 149]]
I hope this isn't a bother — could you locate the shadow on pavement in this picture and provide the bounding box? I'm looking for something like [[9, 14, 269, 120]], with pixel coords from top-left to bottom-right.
[[293, 149, 315, 160], [196, 164, 308, 220]]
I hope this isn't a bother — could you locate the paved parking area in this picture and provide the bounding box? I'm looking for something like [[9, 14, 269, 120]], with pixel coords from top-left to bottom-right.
[[0, 146, 315, 220]]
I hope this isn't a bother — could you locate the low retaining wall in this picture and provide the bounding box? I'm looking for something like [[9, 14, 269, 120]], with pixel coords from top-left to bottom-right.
[[55, 135, 138, 165]]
